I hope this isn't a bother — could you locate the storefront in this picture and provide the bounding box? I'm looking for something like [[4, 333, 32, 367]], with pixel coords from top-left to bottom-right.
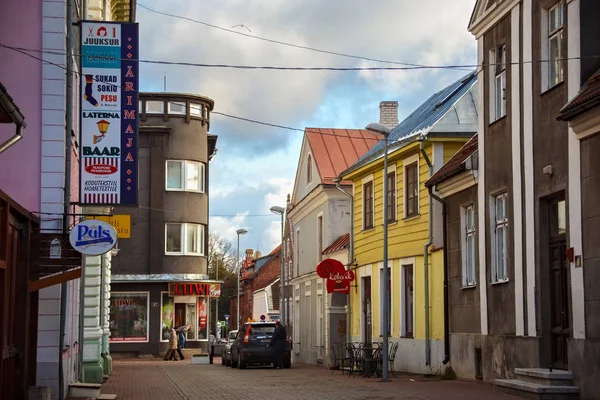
[[108, 277, 221, 356]]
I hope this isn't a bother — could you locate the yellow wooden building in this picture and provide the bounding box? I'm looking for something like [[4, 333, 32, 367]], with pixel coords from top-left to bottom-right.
[[339, 72, 478, 374]]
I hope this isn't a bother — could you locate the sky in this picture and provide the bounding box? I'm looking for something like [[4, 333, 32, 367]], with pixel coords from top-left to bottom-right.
[[136, 0, 478, 255]]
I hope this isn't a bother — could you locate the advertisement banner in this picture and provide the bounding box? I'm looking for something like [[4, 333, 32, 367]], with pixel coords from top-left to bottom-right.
[[80, 22, 138, 205]]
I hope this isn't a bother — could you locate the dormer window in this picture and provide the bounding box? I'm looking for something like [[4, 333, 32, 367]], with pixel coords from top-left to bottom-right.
[[307, 154, 312, 184]]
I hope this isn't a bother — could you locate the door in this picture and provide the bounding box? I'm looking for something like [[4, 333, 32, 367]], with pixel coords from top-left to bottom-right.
[[316, 290, 323, 361], [549, 200, 569, 369], [362, 277, 372, 343], [175, 303, 186, 330]]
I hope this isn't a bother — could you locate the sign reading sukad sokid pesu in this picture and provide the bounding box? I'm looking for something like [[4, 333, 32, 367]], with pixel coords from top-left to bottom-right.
[[69, 220, 118, 256], [80, 21, 139, 205]]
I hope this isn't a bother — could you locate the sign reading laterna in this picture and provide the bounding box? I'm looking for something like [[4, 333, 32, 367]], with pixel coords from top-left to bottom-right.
[[168, 283, 221, 298], [80, 21, 139, 205]]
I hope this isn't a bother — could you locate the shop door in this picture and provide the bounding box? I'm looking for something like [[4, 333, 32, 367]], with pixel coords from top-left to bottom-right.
[[548, 199, 569, 369], [175, 303, 186, 330], [362, 277, 372, 343]]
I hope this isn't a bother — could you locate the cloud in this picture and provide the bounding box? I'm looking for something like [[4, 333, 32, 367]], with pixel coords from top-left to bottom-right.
[[138, 0, 478, 257]]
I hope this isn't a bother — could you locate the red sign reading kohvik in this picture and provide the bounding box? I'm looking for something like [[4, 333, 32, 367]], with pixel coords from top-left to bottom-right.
[[316, 258, 355, 294]]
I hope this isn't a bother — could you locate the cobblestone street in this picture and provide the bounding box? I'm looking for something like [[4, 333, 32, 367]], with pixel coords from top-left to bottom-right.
[[100, 359, 524, 400]]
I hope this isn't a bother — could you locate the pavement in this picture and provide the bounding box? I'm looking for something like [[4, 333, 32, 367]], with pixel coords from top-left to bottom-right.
[[100, 357, 525, 400]]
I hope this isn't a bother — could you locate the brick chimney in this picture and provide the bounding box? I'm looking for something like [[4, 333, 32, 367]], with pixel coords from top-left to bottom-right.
[[379, 101, 399, 129]]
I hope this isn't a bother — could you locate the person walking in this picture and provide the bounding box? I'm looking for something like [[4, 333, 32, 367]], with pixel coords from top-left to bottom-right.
[[163, 328, 179, 361], [269, 321, 287, 369], [175, 325, 189, 360]]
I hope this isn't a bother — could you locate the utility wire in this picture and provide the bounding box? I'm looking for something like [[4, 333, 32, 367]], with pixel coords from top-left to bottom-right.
[[136, 2, 469, 70]]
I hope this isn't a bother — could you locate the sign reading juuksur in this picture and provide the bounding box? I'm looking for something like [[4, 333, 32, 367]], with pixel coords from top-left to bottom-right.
[[80, 22, 138, 205]]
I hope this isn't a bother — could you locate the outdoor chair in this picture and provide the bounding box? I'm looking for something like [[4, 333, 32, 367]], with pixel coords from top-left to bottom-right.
[[330, 343, 350, 375], [388, 342, 399, 377], [345, 343, 363, 377]]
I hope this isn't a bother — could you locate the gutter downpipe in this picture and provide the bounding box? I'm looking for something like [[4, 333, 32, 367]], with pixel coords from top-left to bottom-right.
[[429, 186, 450, 365], [419, 139, 433, 367], [335, 179, 353, 346], [61, 0, 74, 397], [0, 91, 26, 154]]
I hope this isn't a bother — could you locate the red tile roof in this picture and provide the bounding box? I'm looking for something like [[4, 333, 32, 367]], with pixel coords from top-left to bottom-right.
[[305, 129, 380, 185], [558, 69, 600, 120], [322, 233, 350, 255], [426, 134, 478, 188]]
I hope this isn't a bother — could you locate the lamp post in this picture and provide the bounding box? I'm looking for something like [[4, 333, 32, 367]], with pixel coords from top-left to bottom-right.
[[365, 122, 392, 382], [270, 206, 286, 327], [236, 228, 248, 329]]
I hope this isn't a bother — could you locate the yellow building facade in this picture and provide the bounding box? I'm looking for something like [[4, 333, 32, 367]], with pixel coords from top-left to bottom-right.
[[339, 72, 478, 373]]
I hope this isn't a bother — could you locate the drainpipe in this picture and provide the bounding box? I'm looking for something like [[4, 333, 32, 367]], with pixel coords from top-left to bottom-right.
[[335, 179, 353, 346], [429, 187, 450, 365], [0, 90, 26, 154], [419, 139, 433, 367]]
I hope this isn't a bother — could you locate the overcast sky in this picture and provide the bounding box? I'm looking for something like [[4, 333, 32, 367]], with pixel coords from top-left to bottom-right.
[[136, 0, 477, 256]]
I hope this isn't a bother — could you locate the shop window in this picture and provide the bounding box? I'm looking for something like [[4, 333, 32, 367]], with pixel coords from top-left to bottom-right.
[[109, 292, 149, 342], [161, 292, 175, 341], [198, 298, 209, 340]]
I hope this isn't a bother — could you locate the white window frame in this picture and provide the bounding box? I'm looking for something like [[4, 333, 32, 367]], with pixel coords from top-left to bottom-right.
[[168, 101, 186, 115], [110, 291, 150, 343], [165, 160, 205, 193], [461, 205, 477, 287], [165, 222, 205, 256], [190, 103, 203, 117], [361, 174, 375, 230], [379, 261, 393, 337], [386, 164, 398, 222], [399, 262, 415, 338], [317, 212, 324, 261], [547, 1, 565, 90], [145, 100, 164, 114], [489, 44, 507, 123], [491, 193, 509, 283], [402, 154, 420, 219]]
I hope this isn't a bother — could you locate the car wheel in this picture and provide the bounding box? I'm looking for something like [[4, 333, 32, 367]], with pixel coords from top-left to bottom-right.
[[230, 354, 237, 368], [237, 352, 246, 369]]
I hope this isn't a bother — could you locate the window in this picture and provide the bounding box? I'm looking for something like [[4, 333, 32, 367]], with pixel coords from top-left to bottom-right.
[[317, 214, 323, 261], [548, 2, 564, 88], [165, 223, 205, 256], [198, 298, 208, 340], [462, 205, 477, 287], [492, 193, 509, 282], [307, 154, 312, 184], [190, 103, 203, 117], [161, 292, 175, 341], [494, 45, 507, 120], [146, 100, 164, 114], [379, 266, 391, 336], [165, 160, 205, 192], [387, 171, 396, 222], [405, 162, 419, 217], [109, 292, 149, 342], [403, 265, 414, 338], [363, 180, 374, 229], [168, 101, 186, 115], [296, 229, 300, 277]]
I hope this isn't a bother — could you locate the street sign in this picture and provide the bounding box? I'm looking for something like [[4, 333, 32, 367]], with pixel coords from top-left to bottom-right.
[[224, 314, 230, 321], [219, 321, 225, 327], [69, 220, 117, 256], [89, 214, 131, 238]]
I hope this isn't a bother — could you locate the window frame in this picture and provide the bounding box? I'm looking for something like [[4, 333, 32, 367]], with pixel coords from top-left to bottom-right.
[[190, 103, 204, 117], [362, 176, 374, 230], [109, 292, 150, 343], [386, 166, 397, 222], [491, 193, 509, 283], [165, 222, 206, 256], [462, 204, 477, 287], [145, 100, 164, 114], [495, 45, 507, 120], [548, 1, 565, 88], [401, 264, 414, 338], [317, 213, 324, 261], [165, 160, 205, 193], [167, 101, 186, 115], [403, 154, 420, 219], [306, 154, 313, 185]]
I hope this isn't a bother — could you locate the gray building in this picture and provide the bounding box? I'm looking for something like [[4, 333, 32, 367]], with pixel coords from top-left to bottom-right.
[[109, 92, 218, 356]]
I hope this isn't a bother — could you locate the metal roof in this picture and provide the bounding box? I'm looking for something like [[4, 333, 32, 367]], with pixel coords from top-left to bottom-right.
[[322, 233, 350, 255], [343, 71, 478, 176]]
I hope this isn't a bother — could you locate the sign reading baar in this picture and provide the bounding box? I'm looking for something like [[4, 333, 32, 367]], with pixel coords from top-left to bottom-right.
[[168, 283, 221, 298], [89, 214, 130, 238]]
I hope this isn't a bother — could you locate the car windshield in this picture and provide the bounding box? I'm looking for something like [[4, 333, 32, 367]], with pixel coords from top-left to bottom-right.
[[247, 324, 276, 335], [228, 331, 237, 340]]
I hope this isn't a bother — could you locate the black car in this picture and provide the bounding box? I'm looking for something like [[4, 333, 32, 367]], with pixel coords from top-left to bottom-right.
[[230, 322, 291, 369]]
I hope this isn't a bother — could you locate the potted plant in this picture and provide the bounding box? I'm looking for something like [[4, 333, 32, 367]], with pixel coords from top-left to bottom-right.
[[191, 352, 210, 365]]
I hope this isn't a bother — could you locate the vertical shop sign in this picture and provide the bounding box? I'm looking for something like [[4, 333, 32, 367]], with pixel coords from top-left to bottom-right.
[[80, 22, 139, 205]]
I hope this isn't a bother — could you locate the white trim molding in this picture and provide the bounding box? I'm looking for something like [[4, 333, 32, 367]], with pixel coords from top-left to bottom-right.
[[477, 37, 489, 335], [469, 0, 521, 39], [437, 171, 478, 199], [567, 0, 585, 339], [523, 0, 537, 337], [511, 5, 525, 337]]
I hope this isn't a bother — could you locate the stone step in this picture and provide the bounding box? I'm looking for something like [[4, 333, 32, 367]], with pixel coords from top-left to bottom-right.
[[496, 379, 579, 400], [515, 368, 573, 386], [68, 383, 102, 399], [98, 394, 118, 400]]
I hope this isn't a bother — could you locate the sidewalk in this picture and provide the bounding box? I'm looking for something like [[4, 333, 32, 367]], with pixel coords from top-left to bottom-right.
[[101, 358, 524, 400]]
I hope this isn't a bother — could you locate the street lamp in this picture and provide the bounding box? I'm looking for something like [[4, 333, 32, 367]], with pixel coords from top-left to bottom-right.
[[365, 122, 392, 382], [236, 228, 248, 329], [270, 206, 286, 327]]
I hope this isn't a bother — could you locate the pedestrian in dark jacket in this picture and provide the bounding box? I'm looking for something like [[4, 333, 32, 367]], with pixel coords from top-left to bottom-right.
[[269, 321, 287, 369]]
